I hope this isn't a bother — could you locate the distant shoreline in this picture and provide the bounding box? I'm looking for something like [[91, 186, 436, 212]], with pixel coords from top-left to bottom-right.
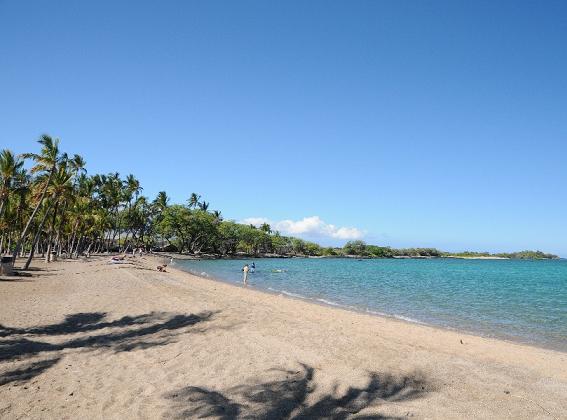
[[153, 251, 557, 261]]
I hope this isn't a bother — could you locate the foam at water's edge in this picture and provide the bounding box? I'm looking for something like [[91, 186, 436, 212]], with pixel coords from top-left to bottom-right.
[[315, 298, 343, 307], [268, 287, 306, 299]]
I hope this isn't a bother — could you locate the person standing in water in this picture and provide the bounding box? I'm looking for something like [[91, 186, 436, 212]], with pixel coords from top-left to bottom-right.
[[242, 264, 250, 284], [251, 262, 256, 273]]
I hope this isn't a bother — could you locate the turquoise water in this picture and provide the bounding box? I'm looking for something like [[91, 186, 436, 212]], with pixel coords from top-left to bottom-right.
[[175, 258, 567, 351]]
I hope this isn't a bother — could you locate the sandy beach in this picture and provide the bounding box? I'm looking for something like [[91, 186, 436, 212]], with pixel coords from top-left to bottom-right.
[[0, 256, 566, 419]]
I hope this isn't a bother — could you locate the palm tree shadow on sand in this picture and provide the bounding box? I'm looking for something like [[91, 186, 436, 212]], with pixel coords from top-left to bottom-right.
[[0, 310, 224, 386], [165, 363, 433, 419]]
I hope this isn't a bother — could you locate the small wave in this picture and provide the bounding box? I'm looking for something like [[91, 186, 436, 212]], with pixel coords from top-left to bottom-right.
[[277, 289, 307, 299], [365, 309, 389, 317], [268, 288, 352, 311], [364, 309, 425, 325], [315, 298, 343, 307], [393, 314, 426, 325]]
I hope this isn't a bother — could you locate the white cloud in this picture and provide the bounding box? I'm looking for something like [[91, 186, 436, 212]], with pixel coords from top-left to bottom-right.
[[241, 216, 364, 241]]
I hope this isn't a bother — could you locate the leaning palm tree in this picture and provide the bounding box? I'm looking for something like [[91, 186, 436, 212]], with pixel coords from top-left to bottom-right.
[[0, 149, 24, 222], [12, 135, 61, 265]]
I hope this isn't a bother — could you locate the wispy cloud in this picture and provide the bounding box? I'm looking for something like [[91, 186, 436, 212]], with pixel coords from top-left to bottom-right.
[[241, 216, 364, 242]]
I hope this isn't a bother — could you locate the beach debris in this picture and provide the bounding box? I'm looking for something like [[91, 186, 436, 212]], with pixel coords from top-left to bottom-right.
[[460, 339, 464, 344]]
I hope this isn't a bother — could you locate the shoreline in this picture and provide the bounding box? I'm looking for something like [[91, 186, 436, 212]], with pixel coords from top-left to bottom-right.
[[169, 256, 567, 355], [168, 255, 566, 355], [1, 256, 566, 418]]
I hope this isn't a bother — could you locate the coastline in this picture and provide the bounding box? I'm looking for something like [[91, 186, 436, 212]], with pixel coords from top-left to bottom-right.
[[1, 256, 566, 418], [170, 254, 566, 353], [154, 251, 559, 261]]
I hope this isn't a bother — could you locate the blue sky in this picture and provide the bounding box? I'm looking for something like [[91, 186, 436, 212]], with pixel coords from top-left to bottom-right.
[[1, 1, 566, 255]]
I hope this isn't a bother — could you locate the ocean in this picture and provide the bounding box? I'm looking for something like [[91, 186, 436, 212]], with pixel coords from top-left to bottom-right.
[[174, 257, 567, 351]]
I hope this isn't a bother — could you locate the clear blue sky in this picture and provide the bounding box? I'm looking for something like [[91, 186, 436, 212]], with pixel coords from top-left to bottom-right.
[[2, 1, 566, 255]]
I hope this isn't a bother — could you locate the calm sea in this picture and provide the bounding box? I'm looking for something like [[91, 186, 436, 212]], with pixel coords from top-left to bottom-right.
[[174, 258, 567, 351]]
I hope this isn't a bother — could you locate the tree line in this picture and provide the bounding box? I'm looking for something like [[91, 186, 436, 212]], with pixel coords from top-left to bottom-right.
[[0, 135, 337, 268], [340, 240, 558, 259], [0, 135, 558, 270]]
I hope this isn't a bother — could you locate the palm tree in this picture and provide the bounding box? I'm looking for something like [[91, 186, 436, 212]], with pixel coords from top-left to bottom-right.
[[212, 210, 223, 222], [260, 223, 272, 234], [0, 149, 24, 223], [12, 135, 61, 265], [198, 201, 209, 212], [69, 154, 87, 178], [188, 192, 201, 209], [0, 167, 30, 254], [124, 174, 142, 203], [153, 191, 169, 212], [43, 157, 74, 262], [152, 191, 169, 250], [101, 172, 122, 251], [123, 174, 142, 246], [68, 174, 94, 258]]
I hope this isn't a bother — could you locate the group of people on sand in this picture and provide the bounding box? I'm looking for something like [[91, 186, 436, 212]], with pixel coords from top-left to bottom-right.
[[108, 255, 126, 264], [108, 246, 146, 264], [157, 257, 174, 273]]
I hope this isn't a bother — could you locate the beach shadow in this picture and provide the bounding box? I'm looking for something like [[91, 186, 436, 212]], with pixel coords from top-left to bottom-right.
[[0, 311, 162, 337], [121, 265, 158, 272], [19, 266, 49, 272], [165, 364, 431, 419], [0, 311, 219, 362], [0, 357, 60, 386], [0, 276, 35, 282]]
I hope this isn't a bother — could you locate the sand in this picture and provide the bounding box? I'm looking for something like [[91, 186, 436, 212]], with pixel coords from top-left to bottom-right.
[[0, 255, 566, 419]]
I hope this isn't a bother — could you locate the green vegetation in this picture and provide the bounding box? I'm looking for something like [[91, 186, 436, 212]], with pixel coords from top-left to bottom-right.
[[341, 241, 444, 258], [447, 250, 559, 259], [340, 242, 558, 259], [0, 135, 559, 269]]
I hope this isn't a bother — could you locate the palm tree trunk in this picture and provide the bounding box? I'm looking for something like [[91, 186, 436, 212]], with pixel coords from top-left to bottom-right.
[[45, 199, 59, 263], [12, 166, 54, 266], [73, 234, 83, 258], [69, 219, 80, 258], [23, 202, 52, 270], [0, 198, 6, 223]]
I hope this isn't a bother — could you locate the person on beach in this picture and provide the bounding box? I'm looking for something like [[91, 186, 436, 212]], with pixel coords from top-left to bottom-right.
[[242, 264, 250, 284], [157, 264, 167, 272]]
